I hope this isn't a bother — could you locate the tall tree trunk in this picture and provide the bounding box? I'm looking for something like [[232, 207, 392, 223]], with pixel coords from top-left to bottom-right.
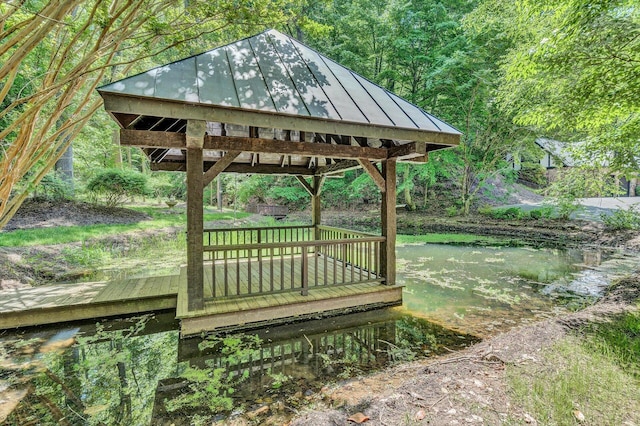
[[217, 177, 223, 211], [403, 165, 416, 211], [55, 144, 74, 196]]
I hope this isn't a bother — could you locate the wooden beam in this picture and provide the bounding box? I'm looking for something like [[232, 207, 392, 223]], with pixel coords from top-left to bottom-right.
[[102, 93, 460, 146], [387, 141, 427, 159], [203, 151, 241, 186], [120, 129, 184, 148], [186, 120, 206, 149], [380, 159, 397, 286], [204, 135, 386, 160], [312, 176, 323, 239], [296, 176, 314, 196], [119, 130, 388, 160], [315, 176, 326, 196], [152, 162, 315, 175], [315, 160, 360, 176], [358, 159, 385, 193]]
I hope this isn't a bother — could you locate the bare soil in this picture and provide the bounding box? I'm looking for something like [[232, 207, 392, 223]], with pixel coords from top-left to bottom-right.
[[3, 198, 150, 231]]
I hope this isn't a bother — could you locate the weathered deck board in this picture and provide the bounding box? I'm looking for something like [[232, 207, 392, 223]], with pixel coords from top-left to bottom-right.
[[178, 281, 403, 336]]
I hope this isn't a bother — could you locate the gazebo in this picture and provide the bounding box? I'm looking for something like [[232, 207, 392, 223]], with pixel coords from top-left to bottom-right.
[[98, 29, 460, 335]]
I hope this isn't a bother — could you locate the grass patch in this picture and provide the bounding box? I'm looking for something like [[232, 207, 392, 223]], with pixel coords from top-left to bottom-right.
[[397, 233, 513, 246], [507, 308, 640, 425], [0, 207, 248, 247]]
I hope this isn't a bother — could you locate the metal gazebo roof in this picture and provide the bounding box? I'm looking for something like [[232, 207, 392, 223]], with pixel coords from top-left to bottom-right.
[[99, 29, 460, 175]]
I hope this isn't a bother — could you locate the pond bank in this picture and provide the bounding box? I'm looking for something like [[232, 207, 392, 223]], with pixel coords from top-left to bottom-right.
[[287, 274, 640, 426], [319, 210, 640, 251]]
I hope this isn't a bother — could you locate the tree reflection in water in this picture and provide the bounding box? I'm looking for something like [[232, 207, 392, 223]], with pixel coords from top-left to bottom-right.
[[0, 310, 477, 425]]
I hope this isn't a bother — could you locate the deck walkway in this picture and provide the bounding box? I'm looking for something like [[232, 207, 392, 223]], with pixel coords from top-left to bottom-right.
[[0, 256, 401, 333], [0, 274, 179, 329]]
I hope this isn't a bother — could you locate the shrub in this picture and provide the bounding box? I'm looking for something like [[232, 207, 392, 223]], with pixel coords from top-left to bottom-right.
[[445, 206, 458, 217], [518, 162, 548, 186], [529, 206, 555, 220], [601, 206, 640, 230], [86, 168, 150, 207], [36, 174, 70, 200]]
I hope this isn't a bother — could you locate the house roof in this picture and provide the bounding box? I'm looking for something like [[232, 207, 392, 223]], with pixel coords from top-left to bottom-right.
[[535, 138, 577, 167]]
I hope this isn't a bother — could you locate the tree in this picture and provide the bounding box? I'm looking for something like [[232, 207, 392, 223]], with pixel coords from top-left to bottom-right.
[[470, 0, 640, 175], [0, 0, 305, 229]]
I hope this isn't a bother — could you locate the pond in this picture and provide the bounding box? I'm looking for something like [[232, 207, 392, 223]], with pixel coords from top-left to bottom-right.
[[397, 243, 638, 336], [1, 241, 637, 425]]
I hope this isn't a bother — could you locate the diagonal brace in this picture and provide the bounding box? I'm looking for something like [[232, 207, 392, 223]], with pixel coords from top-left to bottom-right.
[[357, 159, 385, 192], [203, 150, 241, 186]]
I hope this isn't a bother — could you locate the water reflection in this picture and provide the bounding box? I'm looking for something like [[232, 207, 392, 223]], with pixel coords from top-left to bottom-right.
[[0, 310, 476, 425]]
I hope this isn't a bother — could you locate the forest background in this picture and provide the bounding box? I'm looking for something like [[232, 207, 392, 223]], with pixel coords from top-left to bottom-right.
[[1, 0, 638, 228]]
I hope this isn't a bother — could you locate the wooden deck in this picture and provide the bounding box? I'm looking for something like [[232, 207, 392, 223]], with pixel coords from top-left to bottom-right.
[[0, 274, 179, 329], [0, 255, 401, 333]]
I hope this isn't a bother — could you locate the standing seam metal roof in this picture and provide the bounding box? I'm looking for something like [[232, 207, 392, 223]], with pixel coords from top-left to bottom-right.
[[99, 29, 461, 136]]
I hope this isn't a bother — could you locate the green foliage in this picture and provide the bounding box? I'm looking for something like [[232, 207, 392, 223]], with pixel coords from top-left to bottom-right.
[[396, 233, 505, 245], [601, 206, 640, 231], [583, 308, 640, 377], [445, 206, 458, 217], [479, 206, 555, 220], [509, 309, 640, 424], [267, 180, 309, 210], [518, 162, 548, 187], [470, 0, 640, 175], [87, 168, 150, 207], [166, 334, 263, 415], [545, 167, 621, 219], [34, 174, 71, 201]]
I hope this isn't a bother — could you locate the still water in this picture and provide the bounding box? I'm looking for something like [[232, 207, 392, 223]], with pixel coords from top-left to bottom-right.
[[1, 242, 637, 424]]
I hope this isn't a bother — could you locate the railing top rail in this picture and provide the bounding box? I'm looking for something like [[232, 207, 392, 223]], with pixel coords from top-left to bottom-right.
[[316, 225, 381, 238], [204, 236, 385, 252], [204, 224, 313, 232]]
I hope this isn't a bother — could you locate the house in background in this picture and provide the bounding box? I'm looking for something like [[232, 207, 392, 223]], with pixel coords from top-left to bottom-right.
[[534, 138, 637, 197]]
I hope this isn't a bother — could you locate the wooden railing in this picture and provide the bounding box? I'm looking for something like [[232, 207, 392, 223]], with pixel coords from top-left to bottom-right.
[[203, 235, 385, 299], [317, 225, 379, 240], [203, 225, 313, 261]]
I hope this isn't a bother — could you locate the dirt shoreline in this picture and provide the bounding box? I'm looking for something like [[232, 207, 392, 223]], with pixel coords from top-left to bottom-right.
[[285, 274, 640, 426]]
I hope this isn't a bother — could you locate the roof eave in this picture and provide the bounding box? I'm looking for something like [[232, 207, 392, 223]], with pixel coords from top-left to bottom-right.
[[99, 91, 461, 147]]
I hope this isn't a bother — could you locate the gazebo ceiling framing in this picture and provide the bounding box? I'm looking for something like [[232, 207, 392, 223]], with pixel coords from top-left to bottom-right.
[[98, 29, 461, 177]]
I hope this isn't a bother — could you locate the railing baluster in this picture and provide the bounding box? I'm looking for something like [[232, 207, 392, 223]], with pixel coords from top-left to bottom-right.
[[212, 253, 216, 298], [290, 249, 295, 289], [258, 247, 263, 293], [224, 250, 229, 297], [247, 251, 252, 294], [236, 257, 240, 296], [269, 247, 274, 292], [301, 246, 308, 296], [280, 251, 284, 291]]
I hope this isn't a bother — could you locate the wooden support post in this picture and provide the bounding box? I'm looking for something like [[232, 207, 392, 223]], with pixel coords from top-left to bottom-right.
[[312, 176, 324, 240], [186, 120, 206, 311], [381, 159, 396, 286]]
